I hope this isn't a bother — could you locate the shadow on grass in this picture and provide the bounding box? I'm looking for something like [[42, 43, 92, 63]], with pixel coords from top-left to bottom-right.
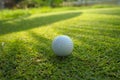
[[0, 12, 81, 36], [96, 12, 120, 16], [93, 8, 120, 16], [56, 25, 120, 39], [0, 40, 36, 79], [28, 31, 52, 54]]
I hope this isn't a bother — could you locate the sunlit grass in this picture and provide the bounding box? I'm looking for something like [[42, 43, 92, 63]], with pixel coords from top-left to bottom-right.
[[0, 7, 120, 79], [0, 5, 119, 20]]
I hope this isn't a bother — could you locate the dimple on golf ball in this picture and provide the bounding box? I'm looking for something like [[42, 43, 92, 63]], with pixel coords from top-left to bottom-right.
[[52, 35, 73, 56]]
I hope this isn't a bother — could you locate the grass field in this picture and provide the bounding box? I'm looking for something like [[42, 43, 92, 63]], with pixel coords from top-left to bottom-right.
[[0, 7, 120, 80]]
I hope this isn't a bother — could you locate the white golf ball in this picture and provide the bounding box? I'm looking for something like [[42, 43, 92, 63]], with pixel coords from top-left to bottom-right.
[[52, 35, 73, 56]]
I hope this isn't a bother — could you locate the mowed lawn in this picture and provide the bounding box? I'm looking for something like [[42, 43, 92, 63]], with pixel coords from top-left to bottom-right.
[[0, 7, 120, 80]]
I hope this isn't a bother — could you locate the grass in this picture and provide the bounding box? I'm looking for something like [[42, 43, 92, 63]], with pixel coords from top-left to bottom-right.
[[0, 7, 120, 80], [0, 4, 119, 20], [0, 7, 80, 20]]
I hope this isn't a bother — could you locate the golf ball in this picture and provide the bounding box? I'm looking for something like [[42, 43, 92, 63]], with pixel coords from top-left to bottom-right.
[[52, 35, 73, 56]]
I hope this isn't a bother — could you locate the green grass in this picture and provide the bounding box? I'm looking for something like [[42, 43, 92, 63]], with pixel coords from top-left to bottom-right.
[[0, 7, 80, 20], [1, 4, 118, 20], [0, 7, 120, 80]]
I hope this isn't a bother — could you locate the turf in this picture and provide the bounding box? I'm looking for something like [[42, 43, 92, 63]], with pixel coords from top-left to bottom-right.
[[0, 7, 120, 80]]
